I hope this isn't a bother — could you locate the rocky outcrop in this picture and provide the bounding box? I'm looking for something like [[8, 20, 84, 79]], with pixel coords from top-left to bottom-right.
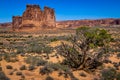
[[12, 4, 56, 31], [56, 18, 120, 28], [0, 22, 12, 28]]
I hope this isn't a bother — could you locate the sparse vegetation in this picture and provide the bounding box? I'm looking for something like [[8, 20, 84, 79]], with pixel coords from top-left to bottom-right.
[[0, 26, 120, 80], [100, 68, 116, 80], [25, 56, 47, 66]]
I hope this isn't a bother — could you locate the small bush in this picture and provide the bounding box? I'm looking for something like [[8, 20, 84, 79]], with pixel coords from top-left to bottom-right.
[[6, 65, 13, 69], [116, 72, 120, 80], [43, 46, 53, 54], [16, 46, 24, 54], [0, 42, 3, 45], [21, 75, 25, 79], [16, 72, 22, 76], [9, 71, 13, 75], [40, 66, 53, 75], [50, 38, 58, 42], [0, 67, 2, 71], [101, 68, 116, 80], [28, 65, 35, 71], [19, 65, 26, 70], [46, 76, 54, 80], [0, 55, 2, 61], [26, 43, 42, 53], [79, 72, 86, 77], [117, 53, 120, 58], [0, 71, 10, 80], [39, 62, 61, 75], [25, 56, 47, 66]]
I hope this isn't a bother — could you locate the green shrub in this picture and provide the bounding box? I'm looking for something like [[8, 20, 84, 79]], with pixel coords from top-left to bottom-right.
[[16, 46, 24, 54], [25, 56, 47, 66], [116, 72, 120, 80], [28, 65, 35, 71], [43, 46, 53, 54], [26, 42, 43, 53], [50, 38, 58, 42], [40, 66, 53, 75], [3, 53, 18, 62], [19, 65, 26, 70], [101, 68, 116, 80], [39, 62, 70, 75], [56, 27, 111, 70], [117, 53, 120, 58]]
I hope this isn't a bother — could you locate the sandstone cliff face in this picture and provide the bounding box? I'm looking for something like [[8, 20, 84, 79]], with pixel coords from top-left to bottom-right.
[[12, 4, 56, 30], [12, 16, 22, 30]]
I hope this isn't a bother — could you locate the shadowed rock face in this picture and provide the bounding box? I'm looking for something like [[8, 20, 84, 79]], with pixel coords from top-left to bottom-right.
[[12, 4, 56, 31]]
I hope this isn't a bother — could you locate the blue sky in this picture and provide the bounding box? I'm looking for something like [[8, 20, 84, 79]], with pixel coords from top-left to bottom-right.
[[0, 0, 120, 23]]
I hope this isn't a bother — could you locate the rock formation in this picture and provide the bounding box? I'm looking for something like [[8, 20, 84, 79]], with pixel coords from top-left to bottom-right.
[[56, 18, 120, 28], [12, 4, 56, 31]]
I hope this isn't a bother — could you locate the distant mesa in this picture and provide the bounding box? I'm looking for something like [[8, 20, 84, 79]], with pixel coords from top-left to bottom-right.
[[12, 4, 56, 31]]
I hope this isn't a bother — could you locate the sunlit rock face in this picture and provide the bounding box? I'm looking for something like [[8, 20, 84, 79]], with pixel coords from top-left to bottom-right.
[[12, 4, 56, 31]]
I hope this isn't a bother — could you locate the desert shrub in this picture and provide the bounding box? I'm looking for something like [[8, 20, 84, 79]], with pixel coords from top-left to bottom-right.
[[37, 59, 48, 66], [27, 35, 32, 38], [28, 65, 35, 71], [26, 42, 43, 53], [0, 54, 2, 61], [0, 71, 10, 80], [103, 59, 111, 64], [16, 46, 24, 54], [100, 68, 116, 80], [56, 27, 112, 70], [21, 75, 25, 79], [116, 72, 120, 80], [39, 62, 70, 73], [40, 62, 61, 75], [50, 37, 58, 42], [0, 42, 3, 45], [16, 72, 22, 76], [6, 65, 13, 69], [40, 65, 53, 75], [19, 65, 26, 70], [113, 62, 119, 70], [9, 71, 14, 75], [39, 62, 71, 78], [79, 72, 86, 77], [117, 53, 120, 58], [25, 56, 47, 66], [43, 46, 53, 54], [46, 76, 54, 80], [3, 53, 11, 62], [0, 66, 2, 71], [3, 53, 18, 62]]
